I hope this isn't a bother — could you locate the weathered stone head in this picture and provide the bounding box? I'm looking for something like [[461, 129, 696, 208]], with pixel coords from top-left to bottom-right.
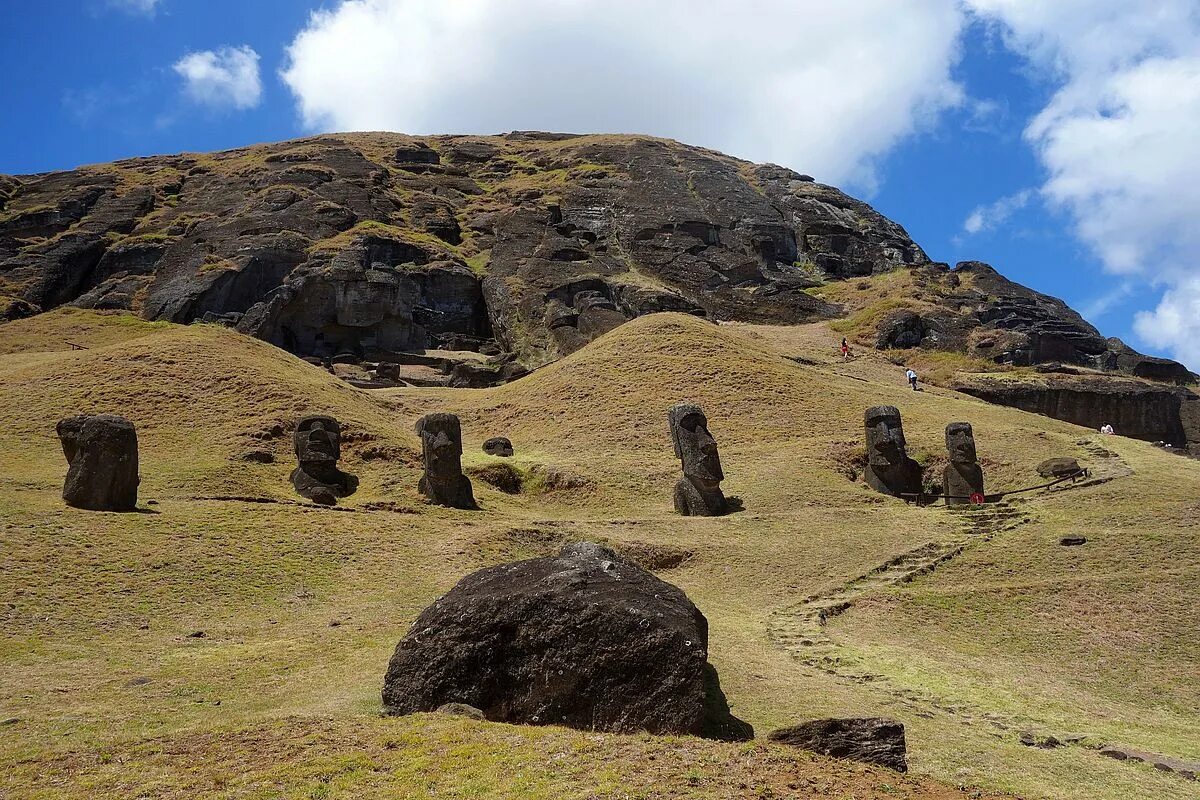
[[57, 414, 139, 511], [863, 405, 922, 498], [945, 422, 977, 464], [291, 415, 358, 505], [668, 403, 727, 516], [943, 421, 984, 505], [416, 412, 476, 509]]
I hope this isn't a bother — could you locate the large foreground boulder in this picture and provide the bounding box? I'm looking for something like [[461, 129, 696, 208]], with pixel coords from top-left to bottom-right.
[[56, 414, 139, 511], [768, 717, 908, 772], [382, 542, 750, 739]]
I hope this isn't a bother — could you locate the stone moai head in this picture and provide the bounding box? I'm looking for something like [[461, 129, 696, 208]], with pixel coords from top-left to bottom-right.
[[669, 403, 723, 484], [864, 406, 909, 468], [295, 415, 341, 467], [668, 402, 727, 516], [415, 412, 476, 509], [56, 414, 139, 511], [945, 422, 977, 464], [291, 415, 357, 505], [943, 421, 984, 505]]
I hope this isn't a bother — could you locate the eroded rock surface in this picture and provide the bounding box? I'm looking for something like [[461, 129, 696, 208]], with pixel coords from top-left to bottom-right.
[[57, 414, 139, 511], [768, 717, 908, 772], [381, 542, 750, 739]]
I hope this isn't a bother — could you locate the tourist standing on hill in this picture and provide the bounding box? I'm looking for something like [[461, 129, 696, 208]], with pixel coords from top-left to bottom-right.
[[906, 368, 918, 391], [841, 337, 850, 360]]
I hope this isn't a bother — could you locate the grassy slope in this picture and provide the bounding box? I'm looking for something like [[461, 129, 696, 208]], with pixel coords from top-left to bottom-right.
[[0, 309, 1197, 799]]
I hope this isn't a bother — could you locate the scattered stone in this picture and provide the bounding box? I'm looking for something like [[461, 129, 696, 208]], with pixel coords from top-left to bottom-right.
[[382, 541, 751, 739], [668, 403, 727, 516], [290, 415, 358, 506], [187, 631, 206, 639], [1098, 744, 1199, 781], [240, 450, 275, 464], [436, 702, 485, 721], [415, 413, 476, 509], [0, 717, 21, 726], [1037, 457, 1083, 478], [768, 718, 908, 772], [1059, 536, 1087, 546], [943, 422, 985, 505], [863, 406, 922, 498], [1019, 731, 1062, 748], [124, 677, 152, 688], [482, 436, 514, 457], [56, 414, 139, 511]]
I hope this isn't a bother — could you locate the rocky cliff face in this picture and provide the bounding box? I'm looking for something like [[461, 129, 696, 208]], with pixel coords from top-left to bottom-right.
[[0, 132, 926, 363], [2, 131, 1195, 447]]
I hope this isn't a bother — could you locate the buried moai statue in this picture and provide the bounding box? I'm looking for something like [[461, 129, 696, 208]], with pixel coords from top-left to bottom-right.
[[943, 422, 985, 505], [668, 403, 727, 516], [863, 406, 923, 498], [416, 413, 476, 509], [57, 414, 139, 511], [291, 415, 358, 506]]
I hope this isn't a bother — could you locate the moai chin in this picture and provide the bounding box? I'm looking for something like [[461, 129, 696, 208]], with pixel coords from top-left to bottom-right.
[[863, 405, 923, 498], [668, 402, 728, 516], [57, 414, 139, 511], [943, 422, 985, 505], [291, 415, 358, 506], [416, 412, 476, 509]]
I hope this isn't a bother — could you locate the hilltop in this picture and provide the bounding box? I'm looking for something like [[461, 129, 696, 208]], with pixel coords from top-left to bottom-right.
[[1, 308, 1198, 799]]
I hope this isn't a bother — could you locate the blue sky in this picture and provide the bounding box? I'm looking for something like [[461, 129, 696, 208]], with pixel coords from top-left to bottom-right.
[[2, 0, 1198, 369]]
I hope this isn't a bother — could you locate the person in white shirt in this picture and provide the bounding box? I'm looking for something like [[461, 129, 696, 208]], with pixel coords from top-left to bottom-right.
[[1100, 423, 1114, 435], [905, 368, 918, 391]]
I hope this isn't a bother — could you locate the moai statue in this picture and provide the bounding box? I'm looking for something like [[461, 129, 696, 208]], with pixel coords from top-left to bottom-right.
[[863, 405, 923, 498], [57, 414, 139, 511], [416, 412, 476, 509], [943, 422, 985, 505], [291, 415, 358, 506], [668, 402, 727, 516]]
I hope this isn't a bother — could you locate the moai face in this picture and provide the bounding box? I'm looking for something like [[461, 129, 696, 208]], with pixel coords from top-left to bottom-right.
[[945, 422, 977, 464], [417, 413, 465, 479], [865, 406, 908, 467], [295, 415, 341, 467], [669, 403, 723, 484]]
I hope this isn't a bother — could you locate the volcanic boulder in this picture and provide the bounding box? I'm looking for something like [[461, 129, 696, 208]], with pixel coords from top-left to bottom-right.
[[56, 414, 139, 511], [381, 542, 750, 738], [768, 717, 908, 772]]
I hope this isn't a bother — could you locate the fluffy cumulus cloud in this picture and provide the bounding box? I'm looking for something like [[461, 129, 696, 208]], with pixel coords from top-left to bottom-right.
[[173, 46, 263, 111], [965, 0, 1200, 367], [280, 0, 967, 191]]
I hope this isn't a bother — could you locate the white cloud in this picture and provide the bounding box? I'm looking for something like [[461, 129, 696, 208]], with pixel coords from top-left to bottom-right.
[[965, 0, 1200, 368], [962, 189, 1032, 235], [280, 0, 967, 191], [173, 46, 263, 111], [108, 0, 160, 15]]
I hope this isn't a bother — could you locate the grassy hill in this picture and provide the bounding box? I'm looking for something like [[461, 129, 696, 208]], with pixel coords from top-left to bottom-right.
[[1, 309, 1197, 799]]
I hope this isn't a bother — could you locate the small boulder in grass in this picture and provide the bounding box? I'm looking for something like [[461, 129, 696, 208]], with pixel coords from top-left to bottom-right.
[[767, 717, 908, 772], [483, 436, 514, 457]]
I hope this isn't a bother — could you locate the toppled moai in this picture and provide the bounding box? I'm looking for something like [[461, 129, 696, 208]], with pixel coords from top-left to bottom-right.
[[668, 403, 727, 516], [863, 406, 922, 498], [57, 414, 139, 511], [290, 415, 358, 505], [943, 422, 985, 504], [416, 412, 476, 509]]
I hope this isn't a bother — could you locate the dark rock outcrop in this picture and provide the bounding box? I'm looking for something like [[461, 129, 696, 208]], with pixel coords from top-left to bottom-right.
[[381, 541, 750, 739], [958, 374, 1200, 450], [1, 133, 929, 364], [56, 414, 139, 511], [767, 717, 908, 772]]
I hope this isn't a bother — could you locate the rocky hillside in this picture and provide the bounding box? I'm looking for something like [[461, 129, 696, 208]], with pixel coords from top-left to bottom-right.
[[1, 132, 1196, 445]]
